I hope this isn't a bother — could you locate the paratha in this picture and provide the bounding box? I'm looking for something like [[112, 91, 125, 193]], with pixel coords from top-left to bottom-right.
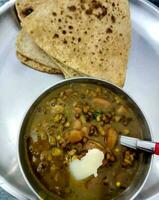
[[15, 0, 88, 76], [17, 52, 75, 78], [16, 29, 62, 74], [16, 0, 46, 21], [17, 52, 61, 74], [16, 0, 83, 76], [16, 1, 63, 75], [16, 29, 84, 76], [22, 0, 131, 87]]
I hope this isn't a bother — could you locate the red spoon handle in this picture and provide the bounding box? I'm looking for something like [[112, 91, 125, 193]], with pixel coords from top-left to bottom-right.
[[155, 143, 159, 155]]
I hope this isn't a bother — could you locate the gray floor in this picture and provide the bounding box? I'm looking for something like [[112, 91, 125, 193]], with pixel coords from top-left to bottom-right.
[[0, 0, 159, 199]]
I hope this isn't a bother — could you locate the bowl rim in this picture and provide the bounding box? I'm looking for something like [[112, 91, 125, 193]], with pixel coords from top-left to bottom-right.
[[17, 77, 154, 200]]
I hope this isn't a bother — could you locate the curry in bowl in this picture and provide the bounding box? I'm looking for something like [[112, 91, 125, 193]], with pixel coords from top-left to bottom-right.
[[19, 79, 151, 200]]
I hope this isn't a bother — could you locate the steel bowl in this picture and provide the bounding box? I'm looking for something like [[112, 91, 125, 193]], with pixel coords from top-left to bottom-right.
[[18, 77, 153, 200]]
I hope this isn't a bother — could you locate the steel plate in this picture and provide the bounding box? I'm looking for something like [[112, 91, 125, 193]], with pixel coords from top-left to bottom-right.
[[0, 0, 159, 199]]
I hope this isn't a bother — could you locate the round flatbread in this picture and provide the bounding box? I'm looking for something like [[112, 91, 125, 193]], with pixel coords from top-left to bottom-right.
[[22, 0, 131, 87], [16, 29, 83, 76], [16, 29, 62, 74], [15, 0, 46, 22], [17, 52, 61, 74]]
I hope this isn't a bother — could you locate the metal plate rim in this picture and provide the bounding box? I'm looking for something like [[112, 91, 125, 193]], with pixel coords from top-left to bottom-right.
[[0, 0, 159, 200]]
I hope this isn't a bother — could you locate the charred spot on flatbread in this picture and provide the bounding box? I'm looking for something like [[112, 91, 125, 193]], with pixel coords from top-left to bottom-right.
[[21, 7, 33, 17]]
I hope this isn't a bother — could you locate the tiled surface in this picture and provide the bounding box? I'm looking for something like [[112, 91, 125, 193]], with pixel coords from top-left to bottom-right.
[[0, 0, 159, 199], [0, 0, 9, 6], [0, 188, 16, 200]]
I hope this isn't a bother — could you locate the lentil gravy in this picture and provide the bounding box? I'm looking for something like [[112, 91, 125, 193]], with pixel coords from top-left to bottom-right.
[[22, 82, 143, 200]]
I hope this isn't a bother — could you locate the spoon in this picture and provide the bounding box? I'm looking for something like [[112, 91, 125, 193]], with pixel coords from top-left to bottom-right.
[[120, 136, 159, 155]]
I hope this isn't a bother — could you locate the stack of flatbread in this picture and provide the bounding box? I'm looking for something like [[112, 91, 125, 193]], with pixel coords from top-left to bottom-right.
[[15, 0, 131, 87]]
